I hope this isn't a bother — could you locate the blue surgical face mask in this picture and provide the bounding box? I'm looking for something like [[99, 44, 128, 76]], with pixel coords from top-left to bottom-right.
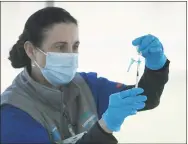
[[34, 49, 78, 86]]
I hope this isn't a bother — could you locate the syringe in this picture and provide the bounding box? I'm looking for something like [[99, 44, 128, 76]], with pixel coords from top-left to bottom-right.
[[135, 53, 141, 88], [127, 47, 142, 88]]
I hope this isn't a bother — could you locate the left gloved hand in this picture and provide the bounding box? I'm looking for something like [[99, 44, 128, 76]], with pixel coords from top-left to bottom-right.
[[132, 34, 167, 70]]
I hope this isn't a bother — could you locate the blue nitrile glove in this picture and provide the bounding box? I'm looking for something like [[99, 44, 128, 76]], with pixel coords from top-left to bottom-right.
[[102, 88, 147, 132], [132, 34, 167, 70]]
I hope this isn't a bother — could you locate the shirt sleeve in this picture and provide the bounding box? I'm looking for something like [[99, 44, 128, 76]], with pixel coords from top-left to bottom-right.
[[76, 122, 118, 144], [1, 104, 51, 144], [80, 59, 170, 119], [80, 72, 126, 119]]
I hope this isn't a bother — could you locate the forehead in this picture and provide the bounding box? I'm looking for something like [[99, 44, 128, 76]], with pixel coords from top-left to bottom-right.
[[43, 23, 79, 46]]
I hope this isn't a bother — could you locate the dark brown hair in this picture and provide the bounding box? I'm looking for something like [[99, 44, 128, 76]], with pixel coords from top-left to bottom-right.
[[9, 7, 77, 70]]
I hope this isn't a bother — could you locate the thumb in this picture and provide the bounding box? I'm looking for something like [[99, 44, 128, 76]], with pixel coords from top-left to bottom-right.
[[132, 36, 145, 46]]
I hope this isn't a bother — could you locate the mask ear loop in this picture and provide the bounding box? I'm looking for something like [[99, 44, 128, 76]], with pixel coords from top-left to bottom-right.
[[32, 48, 47, 69], [33, 61, 42, 69], [37, 48, 47, 56]]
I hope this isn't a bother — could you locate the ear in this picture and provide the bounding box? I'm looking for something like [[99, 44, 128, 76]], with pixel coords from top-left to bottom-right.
[[24, 41, 36, 60]]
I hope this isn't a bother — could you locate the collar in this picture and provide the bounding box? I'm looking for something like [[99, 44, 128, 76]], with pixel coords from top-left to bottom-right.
[[19, 68, 80, 111]]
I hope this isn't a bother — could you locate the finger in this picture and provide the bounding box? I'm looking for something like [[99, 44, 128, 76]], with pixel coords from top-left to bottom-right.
[[125, 102, 146, 110], [139, 38, 160, 55], [128, 110, 137, 116], [132, 36, 146, 46], [139, 95, 147, 100], [135, 102, 146, 110], [149, 46, 162, 53], [129, 88, 144, 97], [148, 38, 160, 47], [138, 35, 156, 51], [131, 110, 137, 115], [132, 34, 158, 47], [135, 95, 147, 102], [140, 46, 149, 55], [122, 95, 147, 104], [120, 88, 144, 99]]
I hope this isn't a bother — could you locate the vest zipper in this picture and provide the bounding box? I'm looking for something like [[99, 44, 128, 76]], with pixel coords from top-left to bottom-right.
[[60, 88, 75, 139], [60, 92, 63, 139]]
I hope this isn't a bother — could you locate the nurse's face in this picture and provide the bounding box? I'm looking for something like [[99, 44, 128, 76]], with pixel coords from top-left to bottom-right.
[[34, 22, 79, 68]]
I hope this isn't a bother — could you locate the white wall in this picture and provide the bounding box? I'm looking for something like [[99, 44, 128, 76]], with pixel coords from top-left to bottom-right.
[[1, 2, 45, 91], [1, 2, 186, 143]]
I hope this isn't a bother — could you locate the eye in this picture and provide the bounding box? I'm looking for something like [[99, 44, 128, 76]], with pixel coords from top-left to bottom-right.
[[73, 45, 79, 51], [56, 45, 65, 50]]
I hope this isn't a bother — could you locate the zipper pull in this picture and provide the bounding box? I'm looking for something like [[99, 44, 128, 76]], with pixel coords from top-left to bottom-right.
[[68, 124, 75, 136], [51, 126, 62, 143]]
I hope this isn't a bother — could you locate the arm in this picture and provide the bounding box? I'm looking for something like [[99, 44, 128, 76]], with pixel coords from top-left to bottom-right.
[[76, 120, 117, 144], [1, 104, 51, 143], [1, 104, 117, 144], [80, 59, 169, 119], [123, 59, 170, 111], [81, 35, 170, 118], [129, 34, 170, 110]]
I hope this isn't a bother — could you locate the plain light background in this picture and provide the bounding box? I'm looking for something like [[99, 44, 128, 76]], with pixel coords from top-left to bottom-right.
[[1, 2, 187, 143]]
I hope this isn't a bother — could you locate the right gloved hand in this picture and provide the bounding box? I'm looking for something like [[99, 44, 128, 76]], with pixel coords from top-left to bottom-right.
[[102, 88, 147, 132]]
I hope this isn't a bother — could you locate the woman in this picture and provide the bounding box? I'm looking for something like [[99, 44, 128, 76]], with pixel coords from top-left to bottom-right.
[[1, 7, 170, 143]]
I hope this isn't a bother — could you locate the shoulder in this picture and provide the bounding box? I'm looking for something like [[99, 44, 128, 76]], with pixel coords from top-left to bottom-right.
[[79, 72, 98, 82], [79, 72, 126, 93], [1, 104, 50, 143], [79, 72, 99, 90]]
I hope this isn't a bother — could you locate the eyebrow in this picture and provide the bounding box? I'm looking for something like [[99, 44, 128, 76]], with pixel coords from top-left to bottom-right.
[[53, 41, 80, 45]]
